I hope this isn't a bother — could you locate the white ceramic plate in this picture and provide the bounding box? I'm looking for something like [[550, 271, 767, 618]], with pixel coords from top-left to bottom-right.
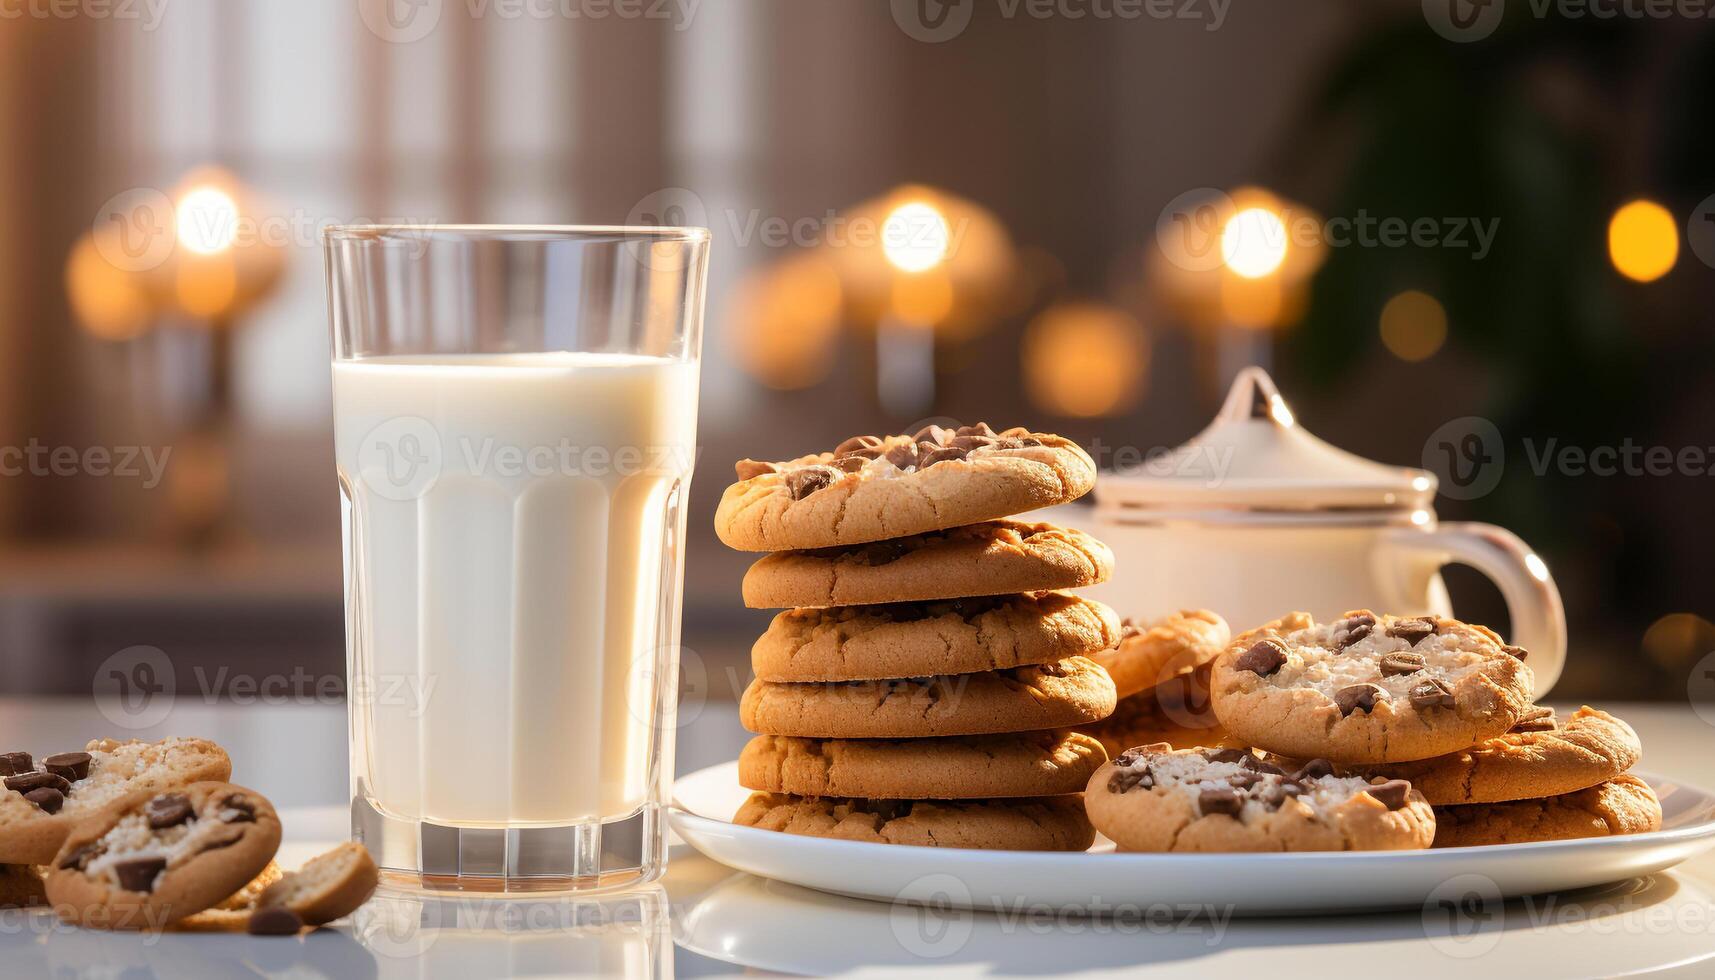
[[669, 761, 1715, 914]]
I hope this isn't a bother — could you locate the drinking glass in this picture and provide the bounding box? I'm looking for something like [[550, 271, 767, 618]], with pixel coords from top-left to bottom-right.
[[324, 225, 708, 891]]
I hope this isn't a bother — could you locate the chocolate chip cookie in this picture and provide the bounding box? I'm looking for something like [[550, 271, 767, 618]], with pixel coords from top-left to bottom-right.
[[750, 592, 1120, 682], [47, 782, 282, 930], [740, 657, 1117, 739], [0, 864, 45, 908], [1084, 744, 1435, 852], [1089, 610, 1229, 700], [1431, 774, 1661, 848], [1331, 706, 1642, 805], [714, 424, 1097, 551], [1077, 665, 1244, 756], [735, 793, 1095, 850], [0, 737, 233, 866], [741, 520, 1113, 608], [739, 730, 1108, 799], [1210, 611, 1533, 764]]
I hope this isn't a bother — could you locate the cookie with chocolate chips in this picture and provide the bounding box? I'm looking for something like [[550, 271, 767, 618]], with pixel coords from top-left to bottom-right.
[[46, 782, 282, 930], [750, 591, 1120, 682], [1088, 609, 1230, 700], [739, 730, 1108, 799], [741, 520, 1113, 608], [1431, 773, 1661, 848], [1329, 706, 1643, 805], [740, 656, 1117, 739], [735, 792, 1094, 850], [1076, 663, 1246, 756], [715, 424, 1097, 551], [1209, 611, 1534, 764], [0, 737, 232, 866], [0, 863, 46, 909], [1083, 744, 1435, 852]]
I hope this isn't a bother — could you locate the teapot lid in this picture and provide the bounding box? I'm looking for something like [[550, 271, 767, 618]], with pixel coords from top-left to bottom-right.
[[1096, 367, 1437, 512]]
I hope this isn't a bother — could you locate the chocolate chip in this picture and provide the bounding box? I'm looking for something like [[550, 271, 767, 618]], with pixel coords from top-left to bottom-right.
[[949, 434, 996, 452], [248, 906, 305, 936], [1364, 779, 1412, 811], [1228, 771, 1265, 788], [1334, 683, 1389, 715], [733, 459, 776, 481], [113, 857, 167, 893], [1333, 614, 1377, 652], [834, 435, 884, 456], [1107, 766, 1153, 794], [1407, 678, 1455, 710], [1235, 639, 1288, 676], [1019, 437, 1043, 446], [23, 787, 63, 813], [884, 443, 919, 470], [219, 794, 257, 823], [1502, 645, 1529, 661], [1388, 618, 1437, 644], [145, 793, 195, 829], [59, 841, 103, 871], [5, 771, 70, 795], [1115, 744, 1167, 766], [1204, 748, 1251, 764], [919, 445, 967, 469], [1292, 758, 1335, 781], [832, 454, 870, 473], [1242, 755, 1287, 776], [1379, 652, 1426, 676], [1198, 787, 1245, 817], [0, 752, 32, 776], [43, 752, 91, 782], [784, 465, 839, 500]]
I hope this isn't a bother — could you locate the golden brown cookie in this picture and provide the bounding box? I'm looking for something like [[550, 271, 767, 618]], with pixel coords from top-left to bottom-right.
[[1078, 667, 1244, 756], [735, 793, 1094, 850], [1210, 611, 1533, 764], [741, 520, 1113, 608], [257, 841, 380, 926], [740, 657, 1117, 738], [715, 424, 1097, 551], [739, 731, 1108, 799], [0, 864, 45, 908], [1090, 610, 1229, 699], [1432, 774, 1662, 848], [751, 592, 1120, 682], [1332, 706, 1642, 805], [0, 738, 233, 866], [1084, 745, 1435, 852], [46, 783, 282, 930]]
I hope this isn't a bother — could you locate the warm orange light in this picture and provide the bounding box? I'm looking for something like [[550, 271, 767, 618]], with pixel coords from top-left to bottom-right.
[[1021, 301, 1147, 417], [175, 253, 239, 317], [65, 232, 155, 340], [1379, 290, 1448, 361], [1219, 273, 1283, 329], [726, 256, 843, 390], [176, 185, 240, 255], [1642, 613, 1715, 670], [1221, 206, 1288, 279], [881, 201, 951, 273], [1608, 200, 1678, 282], [889, 271, 954, 324]]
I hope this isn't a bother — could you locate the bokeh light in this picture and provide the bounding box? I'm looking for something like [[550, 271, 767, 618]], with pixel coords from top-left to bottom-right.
[[175, 186, 241, 255], [1642, 612, 1715, 670], [65, 231, 155, 340], [726, 255, 843, 390], [881, 201, 950, 273], [1021, 301, 1148, 417], [1379, 289, 1448, 361], [1220, 206, 1288, 279], [1608, 199, 1678, 282]]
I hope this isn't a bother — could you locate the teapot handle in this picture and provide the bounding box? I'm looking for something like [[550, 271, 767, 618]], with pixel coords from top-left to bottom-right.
[[1380, 523, 1567, 696]]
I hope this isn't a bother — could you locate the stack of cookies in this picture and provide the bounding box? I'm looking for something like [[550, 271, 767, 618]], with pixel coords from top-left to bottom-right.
[[1084, 609, 1657, 852], [714, 423, 1122, 850]]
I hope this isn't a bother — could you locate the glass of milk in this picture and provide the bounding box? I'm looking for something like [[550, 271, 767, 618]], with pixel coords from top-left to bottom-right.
[[324, 225, 708, 891]]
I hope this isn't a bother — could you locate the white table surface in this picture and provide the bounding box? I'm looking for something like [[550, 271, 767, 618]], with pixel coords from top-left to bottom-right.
[[2, 698, 1713, 978]]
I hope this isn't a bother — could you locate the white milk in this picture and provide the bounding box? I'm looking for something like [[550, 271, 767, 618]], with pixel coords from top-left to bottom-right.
[[332, 353, 698, 828]]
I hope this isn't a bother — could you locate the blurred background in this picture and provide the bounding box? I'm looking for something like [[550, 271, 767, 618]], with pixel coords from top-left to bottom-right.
[[0, 0, 1711, 703]]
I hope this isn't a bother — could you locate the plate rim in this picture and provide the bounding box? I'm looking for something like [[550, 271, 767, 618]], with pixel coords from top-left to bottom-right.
[[670, 760, 1715, 865]]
